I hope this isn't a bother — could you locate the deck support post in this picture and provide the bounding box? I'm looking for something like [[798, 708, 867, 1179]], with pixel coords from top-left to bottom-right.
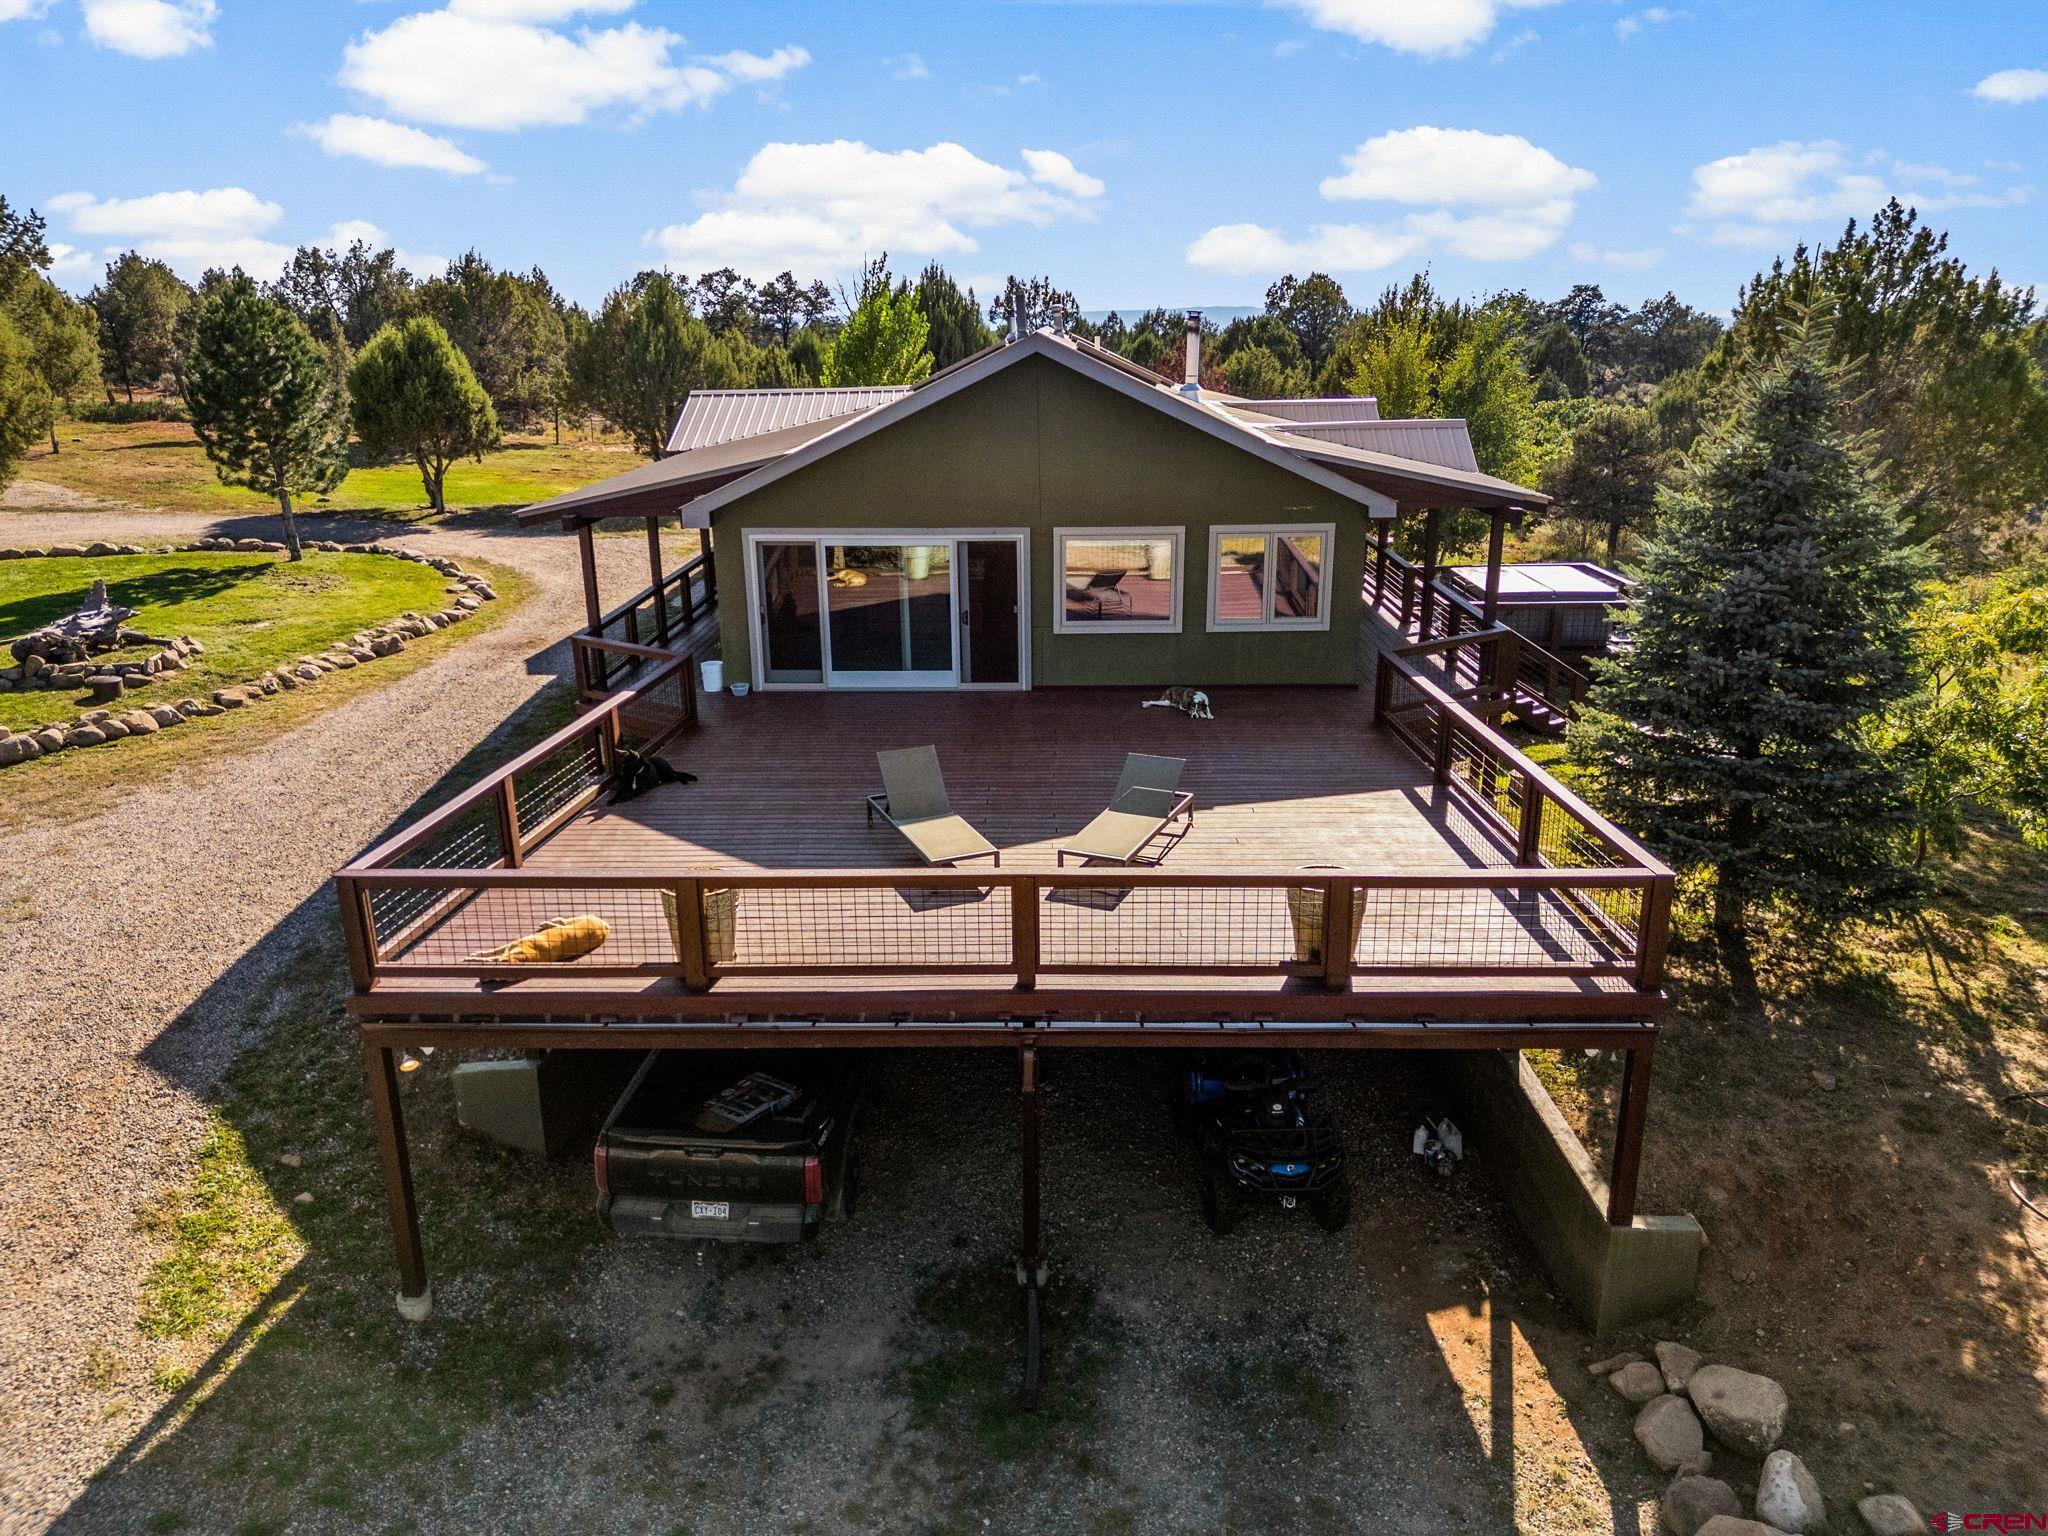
[[1017, 1039, 1045, 1410], [365, 1040, 430, 1317], [700, 526, 716, 603], [1372, 520, 1391, 612], [575, 520, 602, 634], [1417, 508, 1443, 639], [644, 516, 670, 646], [1481, 507, 1509, 628], [1606, 1036, 1654, 1225]]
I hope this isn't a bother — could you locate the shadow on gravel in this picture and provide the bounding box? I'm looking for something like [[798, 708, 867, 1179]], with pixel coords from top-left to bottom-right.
[[51, 686, 1667, 1535]]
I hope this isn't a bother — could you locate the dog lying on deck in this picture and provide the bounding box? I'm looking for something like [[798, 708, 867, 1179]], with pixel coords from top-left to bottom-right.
[[1141, 686, 1214, 720]]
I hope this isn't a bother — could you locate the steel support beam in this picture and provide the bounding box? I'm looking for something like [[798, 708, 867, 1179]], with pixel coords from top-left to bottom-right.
[[365, 1040, 429, 1316], [1606, 1037, 1655, 1225]]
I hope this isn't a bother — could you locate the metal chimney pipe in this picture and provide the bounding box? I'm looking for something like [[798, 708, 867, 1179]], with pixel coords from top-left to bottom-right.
[[1183, 309, 1203, 388], [1009, 279, 1026, 343]]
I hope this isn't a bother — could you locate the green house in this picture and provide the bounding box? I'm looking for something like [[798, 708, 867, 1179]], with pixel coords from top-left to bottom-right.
[[524, 327, 1545, 692]]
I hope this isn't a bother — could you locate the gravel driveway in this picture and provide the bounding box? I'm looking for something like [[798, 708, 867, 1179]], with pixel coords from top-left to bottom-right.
[[0, 493, 667, 1534]]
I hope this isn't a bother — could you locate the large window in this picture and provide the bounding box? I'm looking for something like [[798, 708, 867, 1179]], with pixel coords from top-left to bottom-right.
[[1054, 527, 1183, 634], [1207, 524, 1334, 631]]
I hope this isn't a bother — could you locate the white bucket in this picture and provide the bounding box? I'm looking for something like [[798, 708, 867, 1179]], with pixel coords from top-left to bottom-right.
[[700, 659, 724, 692]]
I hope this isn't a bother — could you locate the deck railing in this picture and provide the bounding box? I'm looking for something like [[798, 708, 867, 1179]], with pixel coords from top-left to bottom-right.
[[334, 645, 1671, 1001], [576, 549, 715, 697]]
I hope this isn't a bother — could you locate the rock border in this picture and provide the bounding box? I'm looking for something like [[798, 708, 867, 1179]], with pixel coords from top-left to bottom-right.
[[0, 540, 498, 767]]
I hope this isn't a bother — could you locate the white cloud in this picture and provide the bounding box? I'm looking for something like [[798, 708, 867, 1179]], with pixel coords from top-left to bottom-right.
[[1972, 68, 2048, 105], [1271, 0, 1561, 58], [79, 0, 213, 57], [1684, 140, 2030, 246], [0, 0, 54, 23], [649, 139, 1107, 277], [1614, 6, 1680, 38], [1568, 241, 1664, 270], [1022, 148, 1106, 200], [1320, 125, 1594, 206], [1190, 125, 1594, 275], [45, 241, 95, 280], [49, 186, 291, 278], [338, 5, 806, 131], [703, 45, 808, 82], [295, 114, 487, 176], [889, 52, 928, 79]]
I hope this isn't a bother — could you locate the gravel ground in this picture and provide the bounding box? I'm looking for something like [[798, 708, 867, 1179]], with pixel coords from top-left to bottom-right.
[[0, 494, 665, 1535]]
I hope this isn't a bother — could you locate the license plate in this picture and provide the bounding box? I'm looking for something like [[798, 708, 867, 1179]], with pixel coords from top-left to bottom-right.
[[689, 1200, 730, 1219]]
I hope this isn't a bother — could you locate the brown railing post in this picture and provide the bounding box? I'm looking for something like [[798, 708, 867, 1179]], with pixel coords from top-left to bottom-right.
[[1607, 1036, 1655, 1225], [681, 656, 700, 728], [1372, 652, 1393, 725], [1635, 876, 1674, 990], [1373, 521, 1390, 611], [1321, 879, 1355, 989], [365, 1039, 430, 1310], [599, 709, 622, 779], [1417, 508, 1442, 638], [1516, 774, 1545, 866], [337, 877, 376, 990], [672, 879, 711, 989], [1012, 876, 1039, 990], [1432, 701, 1455, 787], [1397, 559, 1416, 633], [701, 529, 717, 602], [497, 776, 523, 868]]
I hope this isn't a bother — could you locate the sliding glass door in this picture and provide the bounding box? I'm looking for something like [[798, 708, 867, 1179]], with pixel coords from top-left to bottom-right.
[[749, 533, 1027, 691]]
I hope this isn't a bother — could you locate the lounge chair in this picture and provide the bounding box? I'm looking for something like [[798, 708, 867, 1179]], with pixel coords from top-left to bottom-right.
[[1055, 753, 1194, 866], [1068, 569, 1131, 616], [864, 746, 1000, 867]]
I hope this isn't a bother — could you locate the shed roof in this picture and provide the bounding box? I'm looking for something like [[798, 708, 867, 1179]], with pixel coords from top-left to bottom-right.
[[666, 387, 914, 453]]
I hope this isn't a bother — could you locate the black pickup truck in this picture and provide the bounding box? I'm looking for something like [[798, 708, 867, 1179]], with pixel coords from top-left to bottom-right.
[[595, 1051, 868, 1244]]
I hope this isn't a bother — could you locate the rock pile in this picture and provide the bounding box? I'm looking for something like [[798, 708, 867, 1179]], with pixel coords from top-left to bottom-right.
[[0, 540, 500, 768], [1588, 1343, 1921, 1536]]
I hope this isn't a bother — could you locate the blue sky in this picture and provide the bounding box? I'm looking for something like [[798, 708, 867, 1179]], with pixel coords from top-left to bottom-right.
[[3, 0, 2044, 317]]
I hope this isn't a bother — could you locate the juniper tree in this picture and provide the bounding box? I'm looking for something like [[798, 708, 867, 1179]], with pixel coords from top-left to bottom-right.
[[0, 310, 52, 491], [1570, 315, 1924, 940], [184, 276, 350, 559], [349, 315, 499, 513]]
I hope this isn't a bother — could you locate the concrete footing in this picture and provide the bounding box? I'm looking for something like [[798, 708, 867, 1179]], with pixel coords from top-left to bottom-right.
[[395, 1284, 433, 1323], [1434, 1049, 1701, 1335]]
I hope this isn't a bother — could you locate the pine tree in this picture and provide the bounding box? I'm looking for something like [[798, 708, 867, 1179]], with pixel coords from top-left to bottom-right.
[[0, 310, 53, 492], [349, 316, 500, 513], [5, 276, 102, 454], [1570, 314, 1925, 939], [571, 271, 735, 459], [184, 276, 350, 559]]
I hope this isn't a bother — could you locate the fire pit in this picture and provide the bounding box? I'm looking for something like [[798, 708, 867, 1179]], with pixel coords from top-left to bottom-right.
[[1, 578, 197, 699]]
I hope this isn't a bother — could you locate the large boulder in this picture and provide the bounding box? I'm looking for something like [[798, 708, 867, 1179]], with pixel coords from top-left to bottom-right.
[[1611, 1360, 1667, 1404], [1662, 1474, 1742, 1536], [1689, 1365, 1789, 1456], [1635, 1394, 1708, 1473], [1656, 1341, 1705, 1393], [1754, 1451, 1825, 1534], [1856, 1494, 1925, 1536], [1695, 1522, 1789, 1536]]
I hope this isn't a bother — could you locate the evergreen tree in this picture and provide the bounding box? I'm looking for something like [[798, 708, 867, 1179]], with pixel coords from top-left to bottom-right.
[[348, 315, 500, 513], [4, 276, 101, 453], [912, 263, 995, 369], [417, 252, 566, 429], [1264, 271, 1351, 367], [1540, 402, 1662, 560], [0, 196, 50, 298], [1570, 315, 1924, 939], [0, 310, 52, 490], [89, 253, 191, 401], [1220, 343, 1309, 400], [986, 274, 1079, 334], [573, 271, 735, 458], [184, 275, 350, 559], [823, 259, 932, 386]]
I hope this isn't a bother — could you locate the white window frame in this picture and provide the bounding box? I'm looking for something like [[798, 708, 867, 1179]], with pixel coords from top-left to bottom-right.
[[1052, 526, 1184, 636], [1206, 523, 1336, 632]]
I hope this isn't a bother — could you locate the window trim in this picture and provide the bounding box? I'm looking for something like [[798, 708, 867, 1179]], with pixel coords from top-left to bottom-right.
[[1206, 522, 1337, 633], [1052, 525, 1185, 636]]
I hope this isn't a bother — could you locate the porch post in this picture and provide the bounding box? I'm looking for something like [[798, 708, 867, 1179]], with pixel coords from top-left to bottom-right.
[[644, 516, 670, 646], [575, 520, 602, 634], [1606, 1036, 1655, 1225], [365, 1040, 430, 1317], [1417, 508, 1443, 638], [1481, 506, 1510, 628], [1017, 1039, 1045, 1409], [1373, 520, 1391, 612], [699, 525, 717, 603]]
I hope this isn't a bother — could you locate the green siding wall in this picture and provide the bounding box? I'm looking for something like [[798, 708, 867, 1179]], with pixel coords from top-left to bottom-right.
[[712, 353, 1369, 688]]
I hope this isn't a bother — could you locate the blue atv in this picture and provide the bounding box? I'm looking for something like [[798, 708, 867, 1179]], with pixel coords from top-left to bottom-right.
[[1178, 1052, 1351, 1235]]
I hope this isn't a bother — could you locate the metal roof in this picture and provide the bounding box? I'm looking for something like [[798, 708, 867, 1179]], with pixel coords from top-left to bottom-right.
[[1240, 397, 1382, 424], [666, 387, 913, 453]]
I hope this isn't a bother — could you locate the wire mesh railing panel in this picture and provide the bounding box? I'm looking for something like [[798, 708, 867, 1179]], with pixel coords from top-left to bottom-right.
[[617, 665, 692, 753], [723, 884, 1013, 970], [1352, 883, 1638, 971], [1535, 797, 1629, 872], [1446, 722, 1525, 844], [1040, 884, 1303, 970], [376, 882, 676, 970], [511, 732, 606, 840], [364, 795, 504, 942]]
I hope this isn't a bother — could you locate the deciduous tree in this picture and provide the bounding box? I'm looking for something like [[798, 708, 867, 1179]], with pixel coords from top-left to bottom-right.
[[348, 315, 499, 514], [184, 275, 350, 559], [823, 260, 932, 387], [1571, 315, 1924, 940], [5, 276, 101, 453]]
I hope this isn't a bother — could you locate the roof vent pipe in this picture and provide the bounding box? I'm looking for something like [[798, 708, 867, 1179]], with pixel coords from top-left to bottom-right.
[[1182, 310, 1203, 393], [1007, 279, 1025, 344]]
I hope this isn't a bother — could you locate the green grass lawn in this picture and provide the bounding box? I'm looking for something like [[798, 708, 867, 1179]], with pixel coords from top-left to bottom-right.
[[18, 418, 647, 522], [0, 550, 450, 733]]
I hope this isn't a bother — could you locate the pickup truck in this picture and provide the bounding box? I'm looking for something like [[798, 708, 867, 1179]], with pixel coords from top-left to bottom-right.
[[594, 1051, 867, 1244]]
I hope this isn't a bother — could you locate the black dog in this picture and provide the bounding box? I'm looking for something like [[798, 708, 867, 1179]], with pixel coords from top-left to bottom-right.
[[610, 747, 697, 803]]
